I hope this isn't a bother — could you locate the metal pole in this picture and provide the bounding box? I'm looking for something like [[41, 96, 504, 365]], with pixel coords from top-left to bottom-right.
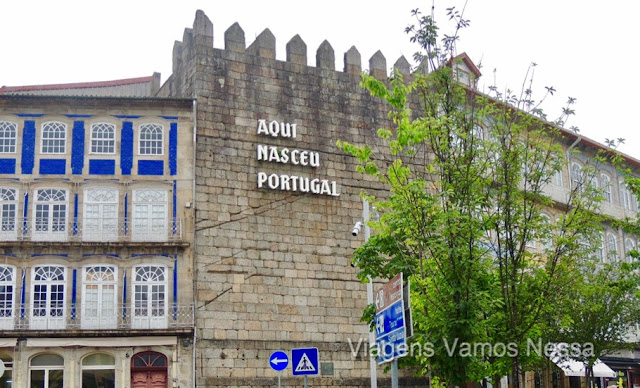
[[363, 198, 378, 388], [304, 375, 308, 388], [391, 359, 399, 388], [278, 373, 281, 388]]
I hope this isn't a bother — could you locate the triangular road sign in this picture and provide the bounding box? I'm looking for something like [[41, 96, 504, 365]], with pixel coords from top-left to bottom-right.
[[294, 353, 316, 373]]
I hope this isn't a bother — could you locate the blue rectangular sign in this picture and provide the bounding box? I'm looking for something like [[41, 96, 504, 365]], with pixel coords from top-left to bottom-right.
[[375, 299, 406, 364], [291, 347, 319, 376]]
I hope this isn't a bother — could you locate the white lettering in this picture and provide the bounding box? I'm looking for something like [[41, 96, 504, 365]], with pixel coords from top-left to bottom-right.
[[268, 174, 279, 189], [299, 177, 310, 192], [331, 181, 340, 196], [320, 180, 331, 195], [291, 123, 297, 138], [280, 175, 291, 191], [310, 179, 320, 194], [268, 147, 281, 163], [300, 151, 309, 166], [310, 152, 319, 167], [257, 172, 267, 188], [280, 148, 289, 163], [269, 120, 279, 137], [281, 122, 291, 137], [257, 144, 268, 161], [257, 119, 269, 135], [291, 150, 300, 165]]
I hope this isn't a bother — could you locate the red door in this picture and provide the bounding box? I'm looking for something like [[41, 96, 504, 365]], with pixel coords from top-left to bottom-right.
[[131, 352, 168, 388]]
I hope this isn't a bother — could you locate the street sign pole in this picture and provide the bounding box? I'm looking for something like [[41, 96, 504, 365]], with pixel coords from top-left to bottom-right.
[[391, 359, 398, 388], [278, 373, 281, 388], [363, 198, 378, 388], [304, 375, 308, 388]]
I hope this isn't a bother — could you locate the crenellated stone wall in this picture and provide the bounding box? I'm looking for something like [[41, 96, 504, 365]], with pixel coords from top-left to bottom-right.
[[160, 10, 428, 387]]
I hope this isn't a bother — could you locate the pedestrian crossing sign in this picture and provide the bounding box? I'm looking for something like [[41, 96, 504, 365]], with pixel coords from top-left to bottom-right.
[[291, 347, 319, 376]]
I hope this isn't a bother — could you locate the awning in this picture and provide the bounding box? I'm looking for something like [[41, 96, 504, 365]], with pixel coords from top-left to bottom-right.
[[26, 336, 177, 348], [0, 338, 18, 347], [552, 357, 616, 378]]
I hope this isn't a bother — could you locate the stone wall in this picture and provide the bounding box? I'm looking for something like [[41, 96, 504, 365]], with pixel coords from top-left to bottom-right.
[[161, 10, 428, 387]]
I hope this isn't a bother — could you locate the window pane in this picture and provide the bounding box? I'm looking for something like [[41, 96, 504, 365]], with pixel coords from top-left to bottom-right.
[[48, 369, 64, 388], [83, 353, 115, 366], [0, 121, 17, 153], [30, 370, 45, 388], [82, 369, 115, 388], [0, 369, 12, 388], [31, 354, 64, 366]]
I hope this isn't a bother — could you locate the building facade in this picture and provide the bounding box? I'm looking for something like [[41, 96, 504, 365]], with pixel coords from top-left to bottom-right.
[[0, 95, 195, 387], [1, 9, 639, 388]]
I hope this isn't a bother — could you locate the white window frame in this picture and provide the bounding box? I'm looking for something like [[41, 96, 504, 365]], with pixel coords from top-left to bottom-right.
[[29, 353, 64, 388], [40, 121, 67, 154], [83, 188, 118, 242], [90, 122, 116, 154], [571, 162, 582, 191], [81, 353, 115, 386], [606, 232, 618, 262], [0, 188, 18, 241], [0, 121, 18, 153], [540, 214, 553, 252], [132, 189, 168, 242], [132, 265, 167, 329], [31, 265, 67, 330], [551, 168, 563, 187], [625, 238, 636, 261], [0, 265, 16, 330], [138, 123, 164, 156], [620, 181, 636, 211], [595, 232, 604, 262], [32, 188, 68, 242], [81, 265, 118, 329], [600, 173, 612, 203]]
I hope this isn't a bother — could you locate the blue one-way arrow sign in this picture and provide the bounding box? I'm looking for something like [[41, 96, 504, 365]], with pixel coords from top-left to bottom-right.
[[269, 350, 289, 371]]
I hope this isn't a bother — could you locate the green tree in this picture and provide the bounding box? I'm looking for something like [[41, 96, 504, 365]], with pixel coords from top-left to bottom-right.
[[339, 7, 605, 386], [557, 260, 640, 387]]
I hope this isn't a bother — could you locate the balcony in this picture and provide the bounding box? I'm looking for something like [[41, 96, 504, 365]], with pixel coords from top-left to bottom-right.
[[0, 303, 194, 332], [0, 218, 186, 245]]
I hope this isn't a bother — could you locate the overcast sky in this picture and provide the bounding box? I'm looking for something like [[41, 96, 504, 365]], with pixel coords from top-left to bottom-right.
[[1, 0, 638, 156]]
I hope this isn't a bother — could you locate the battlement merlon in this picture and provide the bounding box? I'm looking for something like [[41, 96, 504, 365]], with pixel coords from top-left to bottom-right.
[[180, 10, 429, 76]]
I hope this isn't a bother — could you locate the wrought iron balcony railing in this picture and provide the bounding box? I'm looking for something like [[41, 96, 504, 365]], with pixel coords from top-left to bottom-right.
[[0, 218, 183, 243], [0, 303, 194, 331]]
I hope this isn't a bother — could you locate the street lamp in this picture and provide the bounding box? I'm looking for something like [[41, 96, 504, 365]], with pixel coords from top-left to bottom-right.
[[352, 198, 377, 388]]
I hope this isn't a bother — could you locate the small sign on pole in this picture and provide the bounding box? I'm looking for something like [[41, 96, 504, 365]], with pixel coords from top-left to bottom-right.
[[269, 350, 289, 388], [375, 273, 410, 364]]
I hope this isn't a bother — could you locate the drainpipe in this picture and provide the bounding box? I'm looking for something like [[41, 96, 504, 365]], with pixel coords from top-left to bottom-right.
[[191, 98, 197, 388], [567, 135, 582, 191]]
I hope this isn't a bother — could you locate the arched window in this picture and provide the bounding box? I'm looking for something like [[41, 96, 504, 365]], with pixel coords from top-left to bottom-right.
[[600, 174, 612, 203], [138, 124, 163, 155], [31, 265, 66, 330], [595, 232, 604, 262], [551, 167, 563, 187], [83, 188, 118, 242], [0, 121, 17, 153], [82, 266, 117, 329], [82, 353, 115, 388], [0, 188, 18, 241], [29, 353, 64, 388], [90, 123, 116, 154], [0, 266, 15, 330], [571, 162, 582, 191], [132, 189, 167, 242], [620, 181, 636, 211], [540, 214, 553, 252], [131, 351, 167, 388], [625, 238, 636, 261], [0, 354, 13, 387], [33, 188, 68, 242], [41, 122, 66, 154], [132, 265, 167, 329], [606, 233, 618, 262]]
